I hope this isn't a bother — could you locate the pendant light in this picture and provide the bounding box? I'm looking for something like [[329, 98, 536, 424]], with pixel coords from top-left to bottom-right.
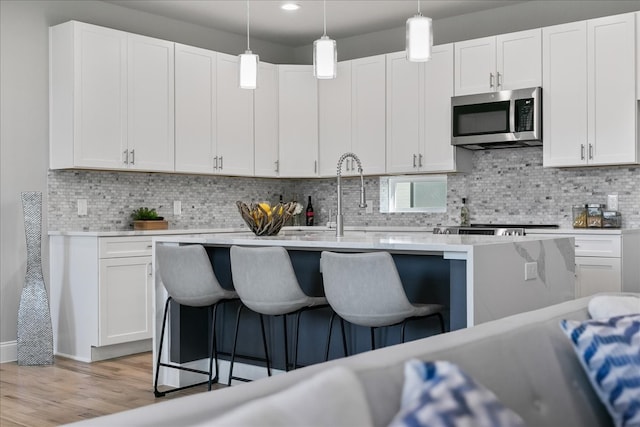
[[313, 0, 337, 79], [239, 0, 258, 89], [406, 0, 432, 62]]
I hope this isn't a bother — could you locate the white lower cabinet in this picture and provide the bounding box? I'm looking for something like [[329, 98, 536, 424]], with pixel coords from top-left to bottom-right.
[[99, 254, 152, 346], [50, 235, 154, 362], [527, 231, 640, 298]]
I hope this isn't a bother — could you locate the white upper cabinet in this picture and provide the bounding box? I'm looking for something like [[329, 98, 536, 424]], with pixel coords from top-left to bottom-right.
[[216, 53, 254, 176], [278, 65, 318, 178], [174, 44, 216, 174], [350, 55, 386, 176], [423, 45, 471, 172], [543, 13, 637, 167], [319, 61, 352, 177], [387, 47, 470, 174], [318, 55, 386, 177], [637, 12, 640, 100], [126, 34, 174, 172], [454, 29, 541, 95], [50, 21, 174, 172], [254, 62, 279, 177], [175, 49, 254, 175]]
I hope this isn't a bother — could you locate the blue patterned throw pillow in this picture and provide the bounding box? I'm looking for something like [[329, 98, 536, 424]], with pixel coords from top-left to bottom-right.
[[389, 359, 525, 427], [560, 314, 640, 427]]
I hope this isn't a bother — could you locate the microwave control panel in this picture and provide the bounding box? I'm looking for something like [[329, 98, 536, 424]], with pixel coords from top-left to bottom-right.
[[515, 98, 534, 132]]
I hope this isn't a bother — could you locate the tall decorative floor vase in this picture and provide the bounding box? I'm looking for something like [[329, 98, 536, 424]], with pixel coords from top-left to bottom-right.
[[17, 192, 54, 365]]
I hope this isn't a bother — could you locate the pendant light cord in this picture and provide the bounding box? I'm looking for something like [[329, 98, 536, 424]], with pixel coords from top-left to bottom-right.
[[323, 0, 327, 37], [417, 0, 421, 15], [246, 0, 251, 51]]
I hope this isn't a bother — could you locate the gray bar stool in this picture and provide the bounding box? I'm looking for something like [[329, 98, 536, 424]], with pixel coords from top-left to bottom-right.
[[320, 251, 445, 357], [228, 245, 328, 384], [154, 244, 238, 397]]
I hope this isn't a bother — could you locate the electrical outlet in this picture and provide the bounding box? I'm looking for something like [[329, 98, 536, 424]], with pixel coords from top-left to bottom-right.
[[173, 201, 182, 215], [365, 200, 373, 214], [525, 262, 537, 281], [77, 199, 87, 216], [607, 194, 619, 211]]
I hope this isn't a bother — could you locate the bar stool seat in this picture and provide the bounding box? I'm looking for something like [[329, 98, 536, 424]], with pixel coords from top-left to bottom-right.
[[154, 244, 238, 397], [320, 251, 445, 356], [228, 245, 328, 384]]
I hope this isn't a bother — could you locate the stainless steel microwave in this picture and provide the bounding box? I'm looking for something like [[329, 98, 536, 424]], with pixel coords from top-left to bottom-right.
[[451, 87, 541, 149]]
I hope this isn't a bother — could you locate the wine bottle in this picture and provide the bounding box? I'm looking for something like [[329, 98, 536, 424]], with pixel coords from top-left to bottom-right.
[[461, 198, 470, 226], [305, 196, 314, 226]]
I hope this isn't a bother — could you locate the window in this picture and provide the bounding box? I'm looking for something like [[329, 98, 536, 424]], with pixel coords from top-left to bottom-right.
[[380, 175, 447, 213]]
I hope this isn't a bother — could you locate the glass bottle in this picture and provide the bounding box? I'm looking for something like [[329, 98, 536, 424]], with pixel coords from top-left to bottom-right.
[[306, 196, 314, 226], [460, 198, 470, 226]]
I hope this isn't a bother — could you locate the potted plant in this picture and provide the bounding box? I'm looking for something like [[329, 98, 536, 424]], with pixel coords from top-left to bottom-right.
[[131, 207, 168, 230]]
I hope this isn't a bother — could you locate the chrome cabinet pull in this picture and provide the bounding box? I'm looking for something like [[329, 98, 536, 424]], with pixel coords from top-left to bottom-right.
[[588, 144, 593, 160], [489, 72, 494, 88], [274, 160, 279, 173], [419, 153, 423, 167], [129, 149, 135, 165], [123, 149, 129, 165], [496, 72, 502, 88], [413, 154, 417, 168], [213, 156, 218, 170], [580, 144, 585, 160], [314, 160, 317, 174], [219, 156, 223, 170]]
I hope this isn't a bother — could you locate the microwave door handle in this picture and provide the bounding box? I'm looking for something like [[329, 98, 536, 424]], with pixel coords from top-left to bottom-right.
[[509, 99, 516, 135]]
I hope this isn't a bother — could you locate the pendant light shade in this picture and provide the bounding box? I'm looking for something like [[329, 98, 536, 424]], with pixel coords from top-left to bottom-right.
[[313, 36, 337, 79], [406, 1, 432, 62], [239, 0, 258, 89], [313, 0, 337, 79], [239, 50, 258, 89]]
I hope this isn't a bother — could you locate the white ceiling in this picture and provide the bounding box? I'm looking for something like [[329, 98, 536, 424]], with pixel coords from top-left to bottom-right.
[[106, 0, 529, 47]]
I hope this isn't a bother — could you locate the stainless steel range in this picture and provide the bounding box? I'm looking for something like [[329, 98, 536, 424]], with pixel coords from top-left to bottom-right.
[[433, 224, 559, 236]]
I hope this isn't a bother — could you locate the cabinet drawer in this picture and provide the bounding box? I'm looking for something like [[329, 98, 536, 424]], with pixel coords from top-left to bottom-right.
[[99, 237, 153, 258], [574, 235, 621, 258]]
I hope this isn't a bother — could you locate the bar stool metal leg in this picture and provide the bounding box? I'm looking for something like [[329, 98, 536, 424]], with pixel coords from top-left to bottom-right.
[[259, 314, 272, 377], [228, 304, 244, 386], [154, 297, 172, 397]]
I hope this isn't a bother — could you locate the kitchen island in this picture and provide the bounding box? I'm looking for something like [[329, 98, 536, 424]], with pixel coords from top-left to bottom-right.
[[153, 230, 575, 388]]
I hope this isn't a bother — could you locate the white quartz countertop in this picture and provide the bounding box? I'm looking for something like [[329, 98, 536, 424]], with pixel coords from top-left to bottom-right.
[[153, 229, 566, 254]]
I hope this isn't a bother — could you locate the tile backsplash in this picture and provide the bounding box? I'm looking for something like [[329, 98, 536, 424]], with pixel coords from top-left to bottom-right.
[[48, 147, 639, 231]]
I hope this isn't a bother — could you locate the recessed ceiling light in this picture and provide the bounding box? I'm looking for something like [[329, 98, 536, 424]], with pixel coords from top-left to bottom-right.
[[281, 3, 300, 11]]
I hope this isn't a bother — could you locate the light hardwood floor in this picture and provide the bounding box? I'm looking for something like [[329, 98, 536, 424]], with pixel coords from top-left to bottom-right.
[[0, 352, 223, 426]]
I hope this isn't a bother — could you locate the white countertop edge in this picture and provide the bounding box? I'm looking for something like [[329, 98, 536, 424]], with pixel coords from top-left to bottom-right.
[[48, 225, 639, 237]]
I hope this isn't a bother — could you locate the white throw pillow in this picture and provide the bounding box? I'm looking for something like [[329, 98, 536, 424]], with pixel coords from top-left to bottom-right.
[[201, 366, 373, 427], [588, 295, 640, 320]]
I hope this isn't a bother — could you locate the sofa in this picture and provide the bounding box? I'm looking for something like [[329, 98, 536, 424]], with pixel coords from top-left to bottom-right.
[[68, 293, 639, 427]]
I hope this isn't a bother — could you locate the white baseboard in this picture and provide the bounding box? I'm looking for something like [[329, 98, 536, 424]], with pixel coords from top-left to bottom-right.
[[0, 341, 17, 363]]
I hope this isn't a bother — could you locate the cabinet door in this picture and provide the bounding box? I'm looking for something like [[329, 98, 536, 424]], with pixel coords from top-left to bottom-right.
[[278, 65, 318, 177], [423, 44, 457, 172], [127, 34, 174, 172], [319, 61, 352, 177], [254, 62, 279, 177], [542, 22, 588, 167], [99, 257, 152, 346], [454, 36, 496, 95], [637, 12, 640, 101], [351, 55, 386, 176], [386, 52, 422, 173], [73, 23, 128, 169], [588, 13, 637, 165], [216, 53, 254, 175], [575, 256, 621, 297], [496, 29, 541, 90], [174, 44, 216, 174]]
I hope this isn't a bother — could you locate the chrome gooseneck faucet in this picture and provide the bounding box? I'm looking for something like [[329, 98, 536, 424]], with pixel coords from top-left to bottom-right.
[[336, 152, 366, 237]]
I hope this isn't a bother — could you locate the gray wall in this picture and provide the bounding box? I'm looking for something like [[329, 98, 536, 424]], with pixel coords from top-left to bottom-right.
[[1, 0, 639, 356]]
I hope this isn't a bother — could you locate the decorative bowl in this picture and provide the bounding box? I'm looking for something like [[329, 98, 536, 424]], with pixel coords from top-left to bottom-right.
[[236, 201, 296, 236]]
